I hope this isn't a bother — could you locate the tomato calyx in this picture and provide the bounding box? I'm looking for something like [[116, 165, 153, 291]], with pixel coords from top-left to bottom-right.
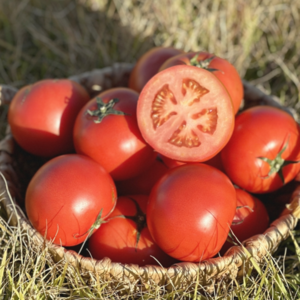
[[258, 140, 300, 184], [73, 208, 107, 253], [189, 54, 219, 73], [109, 197, 147, 250], [87, 97, 127, 123]]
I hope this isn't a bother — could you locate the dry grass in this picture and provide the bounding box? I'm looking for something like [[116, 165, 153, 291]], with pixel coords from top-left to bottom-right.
[[1, 0, 300, 298]]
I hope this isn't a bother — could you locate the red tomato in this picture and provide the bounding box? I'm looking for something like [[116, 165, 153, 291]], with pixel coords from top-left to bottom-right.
[[146, 164, 237, 262], [88, 195, 176, 266], [73, 88, 157, 181], [25, 154, 117, 247], [137, 65, 235, 162], [221, 106, 300, 193], [221, 188, 269, 255], [159, 151, 225, 172], [159, 51, 243, 114], [129, 46, 183, 93], [115, 157, 169, 196], [260, 180, 300, 221], [8, 79, 90, 157]]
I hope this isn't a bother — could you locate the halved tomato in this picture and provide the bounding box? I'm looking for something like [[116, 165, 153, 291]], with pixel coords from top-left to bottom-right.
[[137, 65, 235, 162]]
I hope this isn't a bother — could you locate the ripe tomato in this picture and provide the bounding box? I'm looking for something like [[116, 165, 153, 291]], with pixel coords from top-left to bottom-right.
[[159, 51, 244, 114], [115, 157, 169, 196], [25, 154, 117, 247], [146, 164, 237, 262], [221, 188, 269, 255], [8, 79, 90, 157], [88, 195, 176, 266], [73, 88, 157, 181], [128, 46, 183, 93], [159, 151, 225, 172], [137, 65, 235, 162], [221, 106, 300, 193]]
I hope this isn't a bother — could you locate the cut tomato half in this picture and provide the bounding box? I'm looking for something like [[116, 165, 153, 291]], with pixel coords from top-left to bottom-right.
[[137, 65, 235, 162]]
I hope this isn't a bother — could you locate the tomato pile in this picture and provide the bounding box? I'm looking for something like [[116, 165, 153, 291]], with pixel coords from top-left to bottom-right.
[[8, 46, 300, 267]]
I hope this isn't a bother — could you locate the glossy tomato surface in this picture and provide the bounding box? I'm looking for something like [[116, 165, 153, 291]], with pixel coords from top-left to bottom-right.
[[25, 154, 117, 247], [146, 164, 237, 262], [88, 195, 176, 266], [159, 51, 243, 114], [73, 88, 156, 181], [137, 65, 235, 162], [221, 188, 269, 254], [221, 106, 300, 193], [129, 46, 183, 93], [8, 79, 90, 157]]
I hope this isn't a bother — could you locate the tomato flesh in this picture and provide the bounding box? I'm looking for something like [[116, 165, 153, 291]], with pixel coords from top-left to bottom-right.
[[137, 65, 234, 162]]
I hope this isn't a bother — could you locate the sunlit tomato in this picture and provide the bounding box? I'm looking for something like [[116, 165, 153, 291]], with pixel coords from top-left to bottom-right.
[[159, 51, 243, 114], [128, 46, 183, 93], [25, 154, 117, 247], [147, 163, 237, 262], [221, 188, 269, 255], [88, 195, 176, 266], [115, 157, 169, 196], [137, 65, 235, 162], [8, 79, 90, 157], [221, 106, 300, 193], [73, 88, 157, 181]]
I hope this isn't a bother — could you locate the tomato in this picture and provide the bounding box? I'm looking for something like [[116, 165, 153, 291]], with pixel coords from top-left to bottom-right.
[[115, 157, 169, 196], [73, 88, 157, 181], [259, 180, 300, 221], [159, 151, 225, 172], [221, 188, 269, 255], [159, 51, 244, 114], [137, 65, 235, 162], [146, 164, 237, 262], [8, 79, 90, 157], [221, 106, 300, 193], [128, 46, 183, 93], [25, 154, 117, 247], [88, 195, 176, 266]]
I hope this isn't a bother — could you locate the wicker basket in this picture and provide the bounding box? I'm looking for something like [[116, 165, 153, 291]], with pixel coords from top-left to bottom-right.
[[0, 63, 300, 294]]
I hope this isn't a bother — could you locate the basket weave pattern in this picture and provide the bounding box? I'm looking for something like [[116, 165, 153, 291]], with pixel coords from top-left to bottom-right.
[[0, 63, 299, 293]]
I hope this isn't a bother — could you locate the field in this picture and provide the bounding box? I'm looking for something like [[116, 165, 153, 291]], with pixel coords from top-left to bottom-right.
[[1, 0, 300, 298]]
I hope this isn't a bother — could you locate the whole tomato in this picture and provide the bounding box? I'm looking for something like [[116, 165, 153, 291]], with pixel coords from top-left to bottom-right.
[[73, 87, 157, 181], [115, 157, 169, 196], [8, 79, 90, 157], [137, 65, 235, 163], [88, 195, 176, 267], [128, 46, 183, 93], [221, 188, 269, 255], [159, 51, 244, 114], [146, 164, 237, 262], [221, 106, 300, 193], [25, 154, 117, 247]]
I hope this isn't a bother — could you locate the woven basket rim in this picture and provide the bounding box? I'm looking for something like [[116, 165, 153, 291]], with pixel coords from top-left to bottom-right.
[[0, 62, 300, 293]]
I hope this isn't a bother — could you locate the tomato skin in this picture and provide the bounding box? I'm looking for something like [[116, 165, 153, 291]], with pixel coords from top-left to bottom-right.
[[88, 195, 176, 266], [159, 51, 243, 114], [25, 154, 117, 247], [8, 79, 90, 157], [146, 164, 237, 262], [115, 157, 169, 196], [129, 46, 183, 93], [221, 188, 269, 255], [159, 151, 225, 172], [73, 88, 156, 181], [137, 65, 235, 163], [221, 106, 300, 194]]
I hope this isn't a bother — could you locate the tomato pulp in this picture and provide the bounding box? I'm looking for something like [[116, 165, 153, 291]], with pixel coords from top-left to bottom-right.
[[137, 65, 235, 162]]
